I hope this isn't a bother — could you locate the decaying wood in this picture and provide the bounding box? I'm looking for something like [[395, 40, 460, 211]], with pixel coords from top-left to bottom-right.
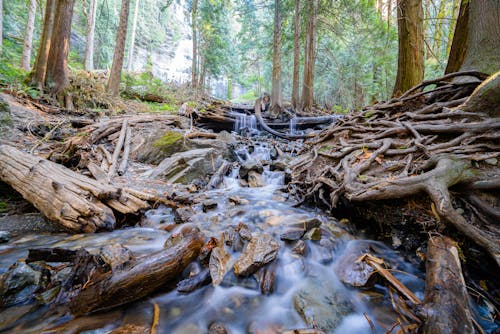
[[207, 160, 231, 189], [0, 145, 149, 232], [360, 254, 421, 305], [422, 235, 475, 334], [117, 127, 132, 176], [68, 226, 204, 315]]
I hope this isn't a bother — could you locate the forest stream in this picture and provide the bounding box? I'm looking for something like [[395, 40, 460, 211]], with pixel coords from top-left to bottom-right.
[[0, 132, 497, 334]]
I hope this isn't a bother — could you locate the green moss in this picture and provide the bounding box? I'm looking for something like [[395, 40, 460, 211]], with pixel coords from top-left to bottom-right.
[[153, 131, 183, 148], [319, 145, 333, 153], [0, 201, 8, 213]]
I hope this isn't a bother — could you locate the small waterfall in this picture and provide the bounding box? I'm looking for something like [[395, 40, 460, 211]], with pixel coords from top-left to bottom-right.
[[289, 117, 297, 135], [233, 113, 258, 136]]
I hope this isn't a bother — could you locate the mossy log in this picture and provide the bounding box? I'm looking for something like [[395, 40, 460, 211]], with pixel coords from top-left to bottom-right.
[[0, 145, 149, 232]]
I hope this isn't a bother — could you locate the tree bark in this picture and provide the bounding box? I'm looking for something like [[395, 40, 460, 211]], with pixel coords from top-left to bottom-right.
[[445, 0, 469, 74], [392, 0, 424, 97], [21, 0, 37, 70], [422, 236, 475, 334], [459, 0, 500, 74], [32, 0, 56, 88], [126, 0, 139, 72], [291, 0, 300, 110], [191, 0, 198, 88], [45, 0, 75, 94], [107, 0, 130, 96], [301, 0, 318, 112], [270, 0, 283, 118], [84, 0, 98, 71]]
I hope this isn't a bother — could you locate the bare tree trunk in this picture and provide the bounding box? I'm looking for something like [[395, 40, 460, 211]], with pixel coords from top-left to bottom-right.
[[387, 0, 392, 27], [84, 0, 98, 71], [32, 0, 56, 88], [21, 0, 37, 70], [445, 0, 469, 74], [126, 0, 139, 72], [445, 0, 460, 56], [291, 0, 300, 110], [191, 0, 198, 88], [392, 0, 424, 97], [459, 0, 500, 74], [107, 0, 130, 96], [270, 0, 282, 118], [301, 0, 318, 112], [46, 0, 75, 95]]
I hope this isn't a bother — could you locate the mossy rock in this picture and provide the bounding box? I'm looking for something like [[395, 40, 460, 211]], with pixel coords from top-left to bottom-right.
[[137, 130, 187, 164]]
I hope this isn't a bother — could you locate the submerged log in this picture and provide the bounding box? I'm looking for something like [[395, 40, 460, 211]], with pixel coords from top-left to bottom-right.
[[69, 226, 204, 315], [0, 145, 149, 232], [422, 236, 475, 334]]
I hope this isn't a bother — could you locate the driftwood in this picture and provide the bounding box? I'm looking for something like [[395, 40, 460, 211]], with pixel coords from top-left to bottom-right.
[[0, 145, 149, 232], [291, 71, 500, 266], [422, 236, 475, 334], [68, 226, 204, 315]]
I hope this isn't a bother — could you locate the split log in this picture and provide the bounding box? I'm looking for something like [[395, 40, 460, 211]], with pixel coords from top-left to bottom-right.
[[109, 120, 128, 176], [118, 127, 132, 176], [422, 236, 475, 334], [207, 160, 231, 189], [68, 226, 204, 315], [0, 145, 149, 232]]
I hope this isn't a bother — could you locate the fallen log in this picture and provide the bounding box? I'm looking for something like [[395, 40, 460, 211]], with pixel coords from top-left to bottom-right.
[[68, 226, 204, 315], [0, 145, 149, 232], [422, 235, 475, 334]]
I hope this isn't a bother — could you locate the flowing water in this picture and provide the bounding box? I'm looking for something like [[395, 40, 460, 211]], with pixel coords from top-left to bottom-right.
[[0, 143, 496, 334]]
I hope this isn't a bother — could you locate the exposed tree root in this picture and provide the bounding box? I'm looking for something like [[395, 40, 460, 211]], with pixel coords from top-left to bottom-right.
[[291, 71, 500, 265]]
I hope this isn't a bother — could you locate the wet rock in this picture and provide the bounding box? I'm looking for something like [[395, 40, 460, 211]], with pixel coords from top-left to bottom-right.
[[335, 242, 376, 287], [293, 278, 354, 332], [209, 242, 233, 286], [282, 330, 326, 334], [0, 262, 41, 306], [239, 159, 264, 179], [280, 228, 305, 241], [228, 196, 250, 205], [223, 226, 238, 246], [292, 240, 307, 256], [202, 200, 218, 212], [36, 285, 61, 304], [173, 323, 203, 334], [98, 244, 134, 271], [0, 213, 64, 235], [199, 237, 218, 265], [208, 322, 228, 334], [237, 222, 252, 241], [303, 227, 321, 241], [110, 324, 150, 334], [248, 171, 265, 188], [291, 217, 322, 231], [174, 206, 195, 223], [254, 263, 277, 295], [234, 233, 280, 276], [177, 269, 211, 293], [270, 160, 288, 171], [0, 231, 12, 243]]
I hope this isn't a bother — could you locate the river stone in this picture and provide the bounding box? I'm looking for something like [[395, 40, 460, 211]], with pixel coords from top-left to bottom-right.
[[0, 231, 12, 243], [98, 244, 134, 271], [247, 171, 265, 188], [234, 233, 279, 276], [292, 240, 307, 256], [0, 262, 41, 306], [293, 278, 354, 332], [208, 322, 228, 334], [239, 159, 264, 178], [209, 243, 233, 286], [202, 200, 218, 212], [280, 228, 305, 241]]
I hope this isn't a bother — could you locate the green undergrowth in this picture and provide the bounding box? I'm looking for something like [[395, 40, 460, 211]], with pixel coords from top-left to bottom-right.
[[0, 201, 8, 213]]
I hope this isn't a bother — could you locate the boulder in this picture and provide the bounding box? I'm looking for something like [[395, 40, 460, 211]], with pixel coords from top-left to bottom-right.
[[234, 233, 279, 276], [0, 262, 42, 307]]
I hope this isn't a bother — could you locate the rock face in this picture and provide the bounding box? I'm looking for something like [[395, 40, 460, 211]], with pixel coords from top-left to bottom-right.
[[293, 278, 354, 332], [234, 233, 279, 276]]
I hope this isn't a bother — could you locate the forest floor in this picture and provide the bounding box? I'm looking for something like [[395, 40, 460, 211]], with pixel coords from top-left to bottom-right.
[[0, 71, 498, 333]]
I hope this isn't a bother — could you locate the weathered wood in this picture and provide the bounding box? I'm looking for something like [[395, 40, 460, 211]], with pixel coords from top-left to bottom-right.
[[26, 247, 78, 263], [207, 160, 231, 189], [117, 127, 132, 176], [109, 119, 128, 176], [68, 226, 204, 315], [0, 145, 149, 232], [422, 236, 475, 334]]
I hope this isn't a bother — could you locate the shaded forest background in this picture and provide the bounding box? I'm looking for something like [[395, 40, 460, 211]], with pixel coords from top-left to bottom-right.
[[0, 0, 461, 111]]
